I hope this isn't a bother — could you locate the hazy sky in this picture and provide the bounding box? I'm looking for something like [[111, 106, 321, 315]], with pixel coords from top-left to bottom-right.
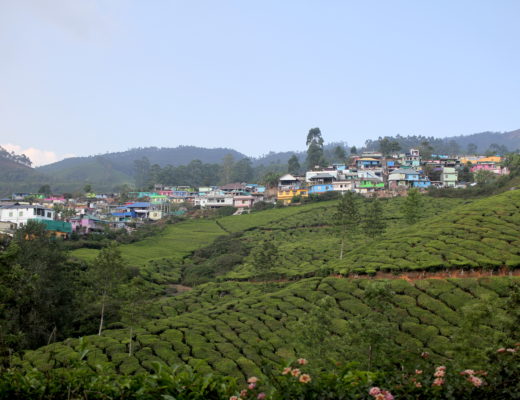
[[1, 1, 519, 165]]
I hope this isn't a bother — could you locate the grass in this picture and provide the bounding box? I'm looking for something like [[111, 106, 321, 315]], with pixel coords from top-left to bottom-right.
[[71, 220, 227, 266]]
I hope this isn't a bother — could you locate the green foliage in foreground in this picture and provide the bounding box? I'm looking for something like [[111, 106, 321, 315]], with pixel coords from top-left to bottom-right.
[[2, 347, 519, 399]]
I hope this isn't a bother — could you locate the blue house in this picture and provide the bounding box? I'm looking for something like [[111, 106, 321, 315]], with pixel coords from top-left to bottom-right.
[[309, 184, 334, 194]]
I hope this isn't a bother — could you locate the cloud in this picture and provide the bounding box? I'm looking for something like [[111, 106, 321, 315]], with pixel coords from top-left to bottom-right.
[[1, 143, 75, 167], [2, 0, 113, 40]]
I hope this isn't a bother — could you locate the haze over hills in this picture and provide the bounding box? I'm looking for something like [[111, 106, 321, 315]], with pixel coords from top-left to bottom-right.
[[1, 129, 519, 195]]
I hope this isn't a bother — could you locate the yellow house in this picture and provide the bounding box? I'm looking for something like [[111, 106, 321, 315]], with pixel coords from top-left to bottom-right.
[[460, 156, 503, 165], [276, 188, 309, 205]]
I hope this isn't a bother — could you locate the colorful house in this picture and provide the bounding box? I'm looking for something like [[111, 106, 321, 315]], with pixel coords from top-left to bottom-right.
[[309, 184, 334, 194], [276, 189, 309, 204], [441, 167, 458, 187], [70, 215, 107, 234], [31, 219, 72, 238], [356, 158, 382, 169], [388, 168, 431, 189]]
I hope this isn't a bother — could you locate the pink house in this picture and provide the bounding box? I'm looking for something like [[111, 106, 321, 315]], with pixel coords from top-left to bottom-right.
[[44, 196, 66, 203], [70, 216, 106, 234], [470, 163, 509, 175], [233, 195, 256, 209]]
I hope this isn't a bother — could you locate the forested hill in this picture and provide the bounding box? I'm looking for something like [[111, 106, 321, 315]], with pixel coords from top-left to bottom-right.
[[0, 147, 45, 196], [364, 128, 520, 154], [37, 146, 248, 176]]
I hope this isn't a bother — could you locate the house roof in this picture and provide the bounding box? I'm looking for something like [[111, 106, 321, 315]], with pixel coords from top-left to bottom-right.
[[0, 204, 53, 211], [389, 168, 418, 175], [124, 202, 151, 208], [278, 174, 298, 181], [309, 173, 335, 179], [220, 183, 246, 190]]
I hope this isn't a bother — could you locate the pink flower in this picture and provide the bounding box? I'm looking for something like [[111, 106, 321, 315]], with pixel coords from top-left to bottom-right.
[[432, 378, 444, 386], [369, 387, 381, 396], [434, 370, 445, 378], [497, 347, 506, 353], [415, 369, 423, 375], [421, 351, 429, 358], [282, 367, 292, 375], [506, 348, 516, 353], [461, 369, 475, 375], [291, 368, 301, 377], [382, 390, 394, 400], [297, 358, 308, 365], [248, 383, 256, 390], [230, 397, 239, 400], [299, 374, 311, 383], [247, 376, 259, 384], [375, 395, 385, 400], [468, 376, 483, 387], [415, 382, 422, 388], [240, 389, 248, 397], [257, 393, 266, 400]]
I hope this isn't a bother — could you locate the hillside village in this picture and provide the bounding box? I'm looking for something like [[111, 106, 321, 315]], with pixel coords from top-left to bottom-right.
[[0, 149, 510, 238]]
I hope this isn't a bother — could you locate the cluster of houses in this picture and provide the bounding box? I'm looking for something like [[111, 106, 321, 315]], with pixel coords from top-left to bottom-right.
[[276, 150, 509, 204], [0, 150, 509, 237], [0, 183, 268, 238]]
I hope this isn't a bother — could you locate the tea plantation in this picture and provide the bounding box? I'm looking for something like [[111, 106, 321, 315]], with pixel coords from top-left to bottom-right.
[[20, 276, 518, 381], [9, 190, 520, 398]]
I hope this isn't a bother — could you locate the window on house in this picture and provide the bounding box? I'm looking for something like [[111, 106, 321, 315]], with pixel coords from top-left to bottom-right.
[[19, 211, 23, 217], [9, 211, 13, 217], [47, 212, 52, 218]]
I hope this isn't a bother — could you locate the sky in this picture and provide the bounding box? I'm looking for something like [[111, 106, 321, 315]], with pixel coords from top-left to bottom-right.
[[1, 1, 519, 166]]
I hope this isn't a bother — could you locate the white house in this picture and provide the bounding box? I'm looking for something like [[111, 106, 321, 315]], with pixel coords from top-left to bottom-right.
[[332, 181, 355, 192], [197, 193, 234, 208], [0, 204, 55, 227]]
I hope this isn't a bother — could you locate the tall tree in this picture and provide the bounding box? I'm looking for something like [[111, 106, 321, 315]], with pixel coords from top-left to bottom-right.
[[466, 143, 478, 155], [133, 157, 151, 190], [335, 192, 360, 259], [333, 145, 347, 162], [306, 127, 325, 169], [346, 282, 403, 370], [262, 172, 282, 188], [38, 185, 52, 196], [296, 296, 346, 369], [378, 137, 401, 156], [287, 154, 300, 175], [251, 240, 278, 277], [232, 158, 254, 183], [220, 154, 235, 184], [350, 146, 358, 155], [363, 198, 386, 239], [119, 277, 149, 357], [419, 141, 433, 160], [402, 188, 422, 224], [90, 243, 127, 336]]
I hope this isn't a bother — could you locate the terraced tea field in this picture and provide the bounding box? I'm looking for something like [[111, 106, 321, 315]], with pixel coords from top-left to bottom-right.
[[25, 190, 520, 385], [332, 189, 520, 275], [22, 276, 518, 381]]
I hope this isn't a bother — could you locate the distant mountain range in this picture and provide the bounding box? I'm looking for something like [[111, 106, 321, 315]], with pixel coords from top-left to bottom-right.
[[1, 129, 519, 195]]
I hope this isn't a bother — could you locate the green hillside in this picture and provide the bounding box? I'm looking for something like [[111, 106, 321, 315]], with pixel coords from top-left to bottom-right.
[[10, 189, 520, 399], [21, 276, 518, 380]]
